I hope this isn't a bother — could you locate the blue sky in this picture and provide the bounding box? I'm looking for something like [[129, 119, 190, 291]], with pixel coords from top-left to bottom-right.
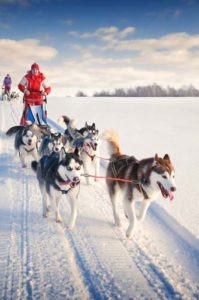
[[1, 0, 199, 96]]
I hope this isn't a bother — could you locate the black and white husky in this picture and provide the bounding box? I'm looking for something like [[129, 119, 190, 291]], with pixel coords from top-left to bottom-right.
[[6, 124, 43, 168], [59, 115, 101, 184], [39, 132, 70, 156], [103, 130, 177, 238], [31, 148, 83, 229]]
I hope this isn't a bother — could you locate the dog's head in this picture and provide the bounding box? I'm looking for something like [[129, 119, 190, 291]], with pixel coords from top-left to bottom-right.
[[83, 132, 100, 153], [48, 132, 65, 153], [57, 148, 83, 186], [85, 122, 99, 135], [21, 126, 37, 147], [80, 122, 99, 138], [150, 154, 176, 200]]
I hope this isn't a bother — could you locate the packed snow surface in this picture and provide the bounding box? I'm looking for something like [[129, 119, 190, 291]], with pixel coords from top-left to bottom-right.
[[0, 97, 198, 300]]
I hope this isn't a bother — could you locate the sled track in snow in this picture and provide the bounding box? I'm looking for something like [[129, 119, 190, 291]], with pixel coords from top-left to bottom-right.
[[1, 101, 199, 300], [91, 182, 199, 300]]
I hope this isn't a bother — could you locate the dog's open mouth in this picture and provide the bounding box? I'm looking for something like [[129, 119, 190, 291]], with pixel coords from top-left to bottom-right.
[[27, 140, 32, 146], [157, 182, 174, 201]]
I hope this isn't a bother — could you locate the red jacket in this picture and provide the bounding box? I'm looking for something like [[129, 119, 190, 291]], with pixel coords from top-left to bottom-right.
[[18, 71, 51, 106]]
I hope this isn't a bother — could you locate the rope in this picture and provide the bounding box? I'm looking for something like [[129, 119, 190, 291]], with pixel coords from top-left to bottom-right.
[[81, 173, 140, 184]]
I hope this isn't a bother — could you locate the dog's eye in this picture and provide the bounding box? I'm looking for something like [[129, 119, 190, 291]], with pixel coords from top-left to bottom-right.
[[162, 175, 167, 179], [76, 166, 81, 170], [67, 166, 73, 171]]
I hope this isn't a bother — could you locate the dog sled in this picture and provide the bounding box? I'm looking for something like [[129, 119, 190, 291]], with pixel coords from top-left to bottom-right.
[[20, 97, 48, 126]]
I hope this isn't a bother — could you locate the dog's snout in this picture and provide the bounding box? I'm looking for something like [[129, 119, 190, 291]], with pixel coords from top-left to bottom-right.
[[170, 186, 176, 192]]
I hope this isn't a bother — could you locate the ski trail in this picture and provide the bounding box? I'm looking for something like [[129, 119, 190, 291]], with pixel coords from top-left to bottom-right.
[[1, 102, 198, 299], [0, 103, 89, 299], [59, 184, 157, 300]]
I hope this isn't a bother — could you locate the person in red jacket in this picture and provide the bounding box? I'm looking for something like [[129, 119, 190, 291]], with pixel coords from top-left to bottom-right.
[[18, 63, 51, 125]]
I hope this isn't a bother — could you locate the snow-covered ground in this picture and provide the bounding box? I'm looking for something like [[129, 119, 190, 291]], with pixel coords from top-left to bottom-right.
[[0, 97, 199, 299]]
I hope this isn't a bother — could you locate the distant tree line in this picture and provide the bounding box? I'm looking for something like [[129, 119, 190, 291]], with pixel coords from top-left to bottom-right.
[[76, 84, 199, 97]]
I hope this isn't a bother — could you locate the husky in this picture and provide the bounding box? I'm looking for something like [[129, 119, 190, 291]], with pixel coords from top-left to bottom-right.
[[59, 115, 99, 143], [31, 148, 83, 229], [39, 131, 70, 156], [80, 133, 101, 184], [59, 115, 101, 184], [103, 130, 177, 238], [6, 124, 45, 168]]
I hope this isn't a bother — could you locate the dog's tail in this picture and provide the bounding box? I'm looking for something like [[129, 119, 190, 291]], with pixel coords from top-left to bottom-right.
[[6, 126, 22, 136], [31, 161, 38, 172], [58, 115, 77, 129], [101, 129, 122, 156]]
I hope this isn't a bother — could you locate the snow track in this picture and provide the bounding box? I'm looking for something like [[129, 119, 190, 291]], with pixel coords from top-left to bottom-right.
[[0, 101, 199, 300]]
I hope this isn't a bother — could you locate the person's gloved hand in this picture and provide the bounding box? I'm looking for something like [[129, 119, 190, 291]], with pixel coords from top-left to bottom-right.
[[24, 89, 30, 95]]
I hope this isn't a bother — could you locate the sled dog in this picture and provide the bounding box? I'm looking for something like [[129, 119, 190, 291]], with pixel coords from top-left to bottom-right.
[[103, 130, 177, 238], [6, 124, 43, 168], [39, 131, 70, 156], [80, 132, 101, 184], [31, 148, 83, 229], [59, 115, 101, 184]]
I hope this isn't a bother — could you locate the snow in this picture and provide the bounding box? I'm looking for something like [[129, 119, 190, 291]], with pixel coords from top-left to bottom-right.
[[0, 97, 199, 299]]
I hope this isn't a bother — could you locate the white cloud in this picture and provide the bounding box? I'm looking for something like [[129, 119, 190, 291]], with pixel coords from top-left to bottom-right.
[[0, 38, 57, 94], [69, 26, 135, 40], [0, 38, 57, 67], [1, 30, 199, 97]]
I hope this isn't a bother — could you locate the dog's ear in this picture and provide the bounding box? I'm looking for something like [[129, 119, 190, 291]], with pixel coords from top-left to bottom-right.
[[92, 123, 95, 128], [155, 153, 159, 162], [164, 154, 170, 162], [59, 147, 66, 162], [85, 121, 88, 128]]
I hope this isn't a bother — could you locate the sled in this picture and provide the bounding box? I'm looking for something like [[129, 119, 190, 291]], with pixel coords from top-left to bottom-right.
[[20, 102, 48, 126]]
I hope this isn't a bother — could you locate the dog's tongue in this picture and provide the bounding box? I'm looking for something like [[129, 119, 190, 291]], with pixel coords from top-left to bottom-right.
[[169, 191, 174, 201]]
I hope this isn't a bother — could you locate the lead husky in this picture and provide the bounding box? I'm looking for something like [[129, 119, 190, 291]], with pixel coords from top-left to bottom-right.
[[103, 130, 177, 238], [31, 148, 83, 229]]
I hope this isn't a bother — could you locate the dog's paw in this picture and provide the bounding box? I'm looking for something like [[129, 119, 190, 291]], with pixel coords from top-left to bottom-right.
[[43, 213, 48, 218], [137, 213, 145, 221], [126, 230, 132, 239], [56, 217, 63, 223], [115, 217, 121, 227], [46, 205, 51, 212]]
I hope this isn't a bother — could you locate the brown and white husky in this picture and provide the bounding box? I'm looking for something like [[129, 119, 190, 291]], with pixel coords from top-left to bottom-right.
[[103, 130, 177, 238]]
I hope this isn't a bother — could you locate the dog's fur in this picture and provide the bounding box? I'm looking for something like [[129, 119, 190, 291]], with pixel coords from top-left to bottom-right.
[[6, 124, 44, 167], [31, 148, 83, 228], [103, 130, 177, 238], [39, 132, 70, 156], [80, 132, 101, 184], [59, 115, 101, 184]]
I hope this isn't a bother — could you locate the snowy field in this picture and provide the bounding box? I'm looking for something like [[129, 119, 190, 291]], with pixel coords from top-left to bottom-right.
[[0, 97, 199, 299]]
